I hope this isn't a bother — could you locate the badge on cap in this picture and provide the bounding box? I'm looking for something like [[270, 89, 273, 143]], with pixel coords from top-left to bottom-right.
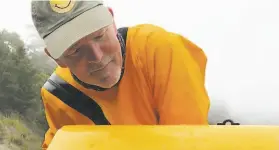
[[49, 0, 76, 13]]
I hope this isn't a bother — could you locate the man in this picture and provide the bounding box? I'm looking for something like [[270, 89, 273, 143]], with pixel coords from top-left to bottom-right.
[[31, 0, 210, 149]]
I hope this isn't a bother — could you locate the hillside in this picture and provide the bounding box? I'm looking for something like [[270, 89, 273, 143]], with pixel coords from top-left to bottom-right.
[[0, 113, 44, 150], [0, 29, 52, 150]]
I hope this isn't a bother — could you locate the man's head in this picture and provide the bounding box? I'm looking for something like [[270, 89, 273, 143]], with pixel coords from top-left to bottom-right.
[[31, 0, 122, 88]]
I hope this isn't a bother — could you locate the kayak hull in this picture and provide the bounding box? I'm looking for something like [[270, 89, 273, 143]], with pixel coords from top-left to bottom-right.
[[47, 125, 279, 150]]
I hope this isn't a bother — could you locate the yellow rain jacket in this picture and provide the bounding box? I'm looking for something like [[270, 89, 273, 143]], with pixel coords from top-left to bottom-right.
[[40, 24, 210, 149]]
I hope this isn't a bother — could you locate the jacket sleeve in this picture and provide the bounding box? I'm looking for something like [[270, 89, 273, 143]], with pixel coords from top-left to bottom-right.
[[40, 88, 60, 150], [40, 88, 75, 150], [152, 35, 210, 125]]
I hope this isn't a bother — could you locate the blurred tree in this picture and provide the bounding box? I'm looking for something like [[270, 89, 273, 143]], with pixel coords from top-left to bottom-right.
[[0, 29, 49, 130]]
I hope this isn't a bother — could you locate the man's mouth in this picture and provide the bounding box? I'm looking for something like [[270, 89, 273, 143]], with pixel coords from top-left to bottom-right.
[[89, 59, 112, 74]]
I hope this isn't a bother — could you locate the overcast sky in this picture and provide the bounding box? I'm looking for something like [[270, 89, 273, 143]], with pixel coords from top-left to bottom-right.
[[1, 0, 279, 125]]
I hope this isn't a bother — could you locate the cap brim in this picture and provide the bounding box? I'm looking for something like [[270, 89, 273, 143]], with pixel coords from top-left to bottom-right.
[[45, 5, 113, 59]]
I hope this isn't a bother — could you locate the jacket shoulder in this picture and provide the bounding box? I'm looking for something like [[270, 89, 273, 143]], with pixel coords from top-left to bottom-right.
[[127, 24, 180, 50], [128, 24, 168, 41], [41, 67, 75, 99]]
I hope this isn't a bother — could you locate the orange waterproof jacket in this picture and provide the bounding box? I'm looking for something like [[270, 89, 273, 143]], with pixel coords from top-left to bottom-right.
[[40, 24, 210, 149]]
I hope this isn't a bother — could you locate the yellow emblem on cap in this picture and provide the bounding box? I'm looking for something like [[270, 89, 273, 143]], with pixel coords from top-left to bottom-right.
[[49, 0, 76, 13]]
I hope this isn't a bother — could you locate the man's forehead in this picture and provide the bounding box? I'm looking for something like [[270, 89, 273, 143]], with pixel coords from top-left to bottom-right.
[[68, 25, 109, 49], [91, 25, 108, 35]]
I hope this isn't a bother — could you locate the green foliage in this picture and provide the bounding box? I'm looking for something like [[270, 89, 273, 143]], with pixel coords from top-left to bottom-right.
[[29, 50, 57, 74], [0, 29, 53, 149], [0, 113, 43, 150]]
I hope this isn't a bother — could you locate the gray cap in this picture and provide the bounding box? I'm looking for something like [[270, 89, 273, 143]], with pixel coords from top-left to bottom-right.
[[31, 0, 113, 59]]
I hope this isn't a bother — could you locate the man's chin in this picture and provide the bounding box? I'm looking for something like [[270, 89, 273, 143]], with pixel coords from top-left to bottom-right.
[[87, 76, 121, 89], [99, 84, 115, 89], [98, 79, 120, 89]]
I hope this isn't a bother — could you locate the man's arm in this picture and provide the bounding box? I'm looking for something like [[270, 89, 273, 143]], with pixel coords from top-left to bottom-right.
[[41, 88, 79, 149], [41, 89, 61, 150], [42, 129, 55, 150], [151, 34, 210, 125]]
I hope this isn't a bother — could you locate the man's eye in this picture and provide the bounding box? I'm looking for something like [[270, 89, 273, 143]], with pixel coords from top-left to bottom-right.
[[68, 48, 80, 56], [94, 34, 104, 40]]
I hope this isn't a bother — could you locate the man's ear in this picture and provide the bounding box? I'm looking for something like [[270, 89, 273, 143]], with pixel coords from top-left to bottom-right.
[[44, 48, 67, 68], [108, 7, 114, 17], [107, 7, 117, 33], [55, 59, 67, 68]]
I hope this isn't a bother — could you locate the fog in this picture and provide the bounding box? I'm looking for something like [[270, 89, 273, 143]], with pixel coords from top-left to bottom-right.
[[1, 0, 278, 125]]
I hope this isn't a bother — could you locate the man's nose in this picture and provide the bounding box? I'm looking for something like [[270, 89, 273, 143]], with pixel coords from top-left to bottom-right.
[[85, 41, 103, 63]]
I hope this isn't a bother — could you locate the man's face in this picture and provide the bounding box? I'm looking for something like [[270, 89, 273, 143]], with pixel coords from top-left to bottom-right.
[[52, 24, 122, 88]]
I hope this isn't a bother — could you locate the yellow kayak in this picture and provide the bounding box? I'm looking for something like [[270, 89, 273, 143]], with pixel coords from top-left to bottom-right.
[[47, 125, 279, 150]]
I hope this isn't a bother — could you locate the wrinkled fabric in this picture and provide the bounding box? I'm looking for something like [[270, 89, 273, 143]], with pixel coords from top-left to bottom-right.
[[41, 24, 210, 149]]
